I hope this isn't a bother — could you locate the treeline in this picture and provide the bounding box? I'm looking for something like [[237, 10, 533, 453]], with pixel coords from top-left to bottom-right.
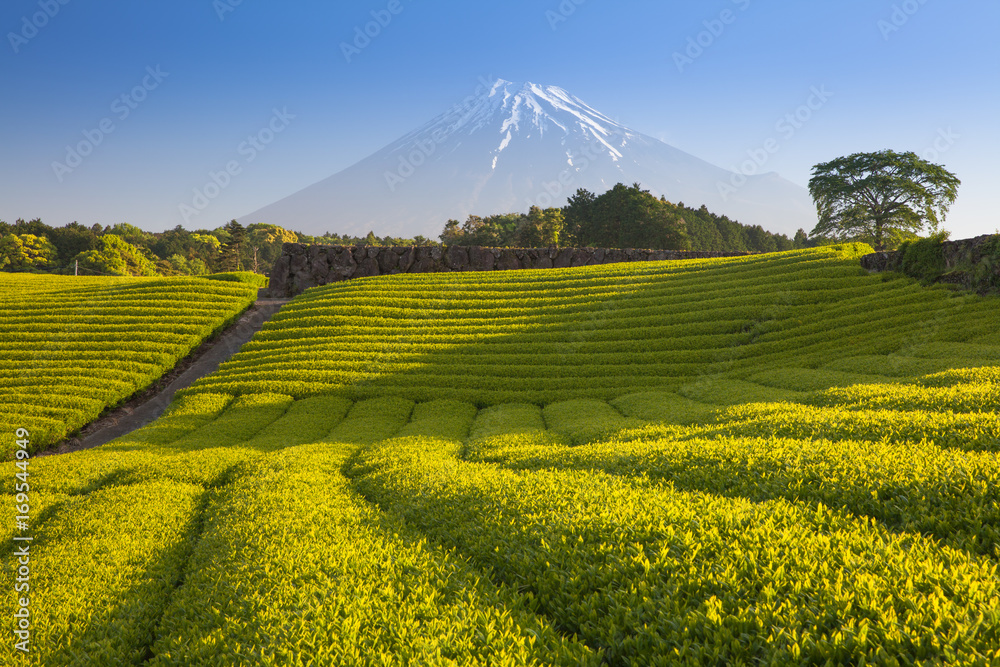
[[440, 183, 813, 253], [2, 183, 818, 277], [0, 219, 433, 278]]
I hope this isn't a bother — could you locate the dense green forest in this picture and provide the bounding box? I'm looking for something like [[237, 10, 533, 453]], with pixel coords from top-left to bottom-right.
[[2, 183, 818, 278], [0, 219, 426, 278], [441, 183, 813, 253]]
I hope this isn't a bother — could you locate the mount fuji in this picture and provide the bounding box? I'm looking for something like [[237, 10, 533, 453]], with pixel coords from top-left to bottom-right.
[[240, 79, 817, 239]]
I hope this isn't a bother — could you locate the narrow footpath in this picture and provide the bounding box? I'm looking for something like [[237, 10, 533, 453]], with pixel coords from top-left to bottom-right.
[[38, 292, 290, 456]]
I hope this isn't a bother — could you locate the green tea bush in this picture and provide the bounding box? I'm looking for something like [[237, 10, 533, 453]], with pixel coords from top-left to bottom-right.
[[898, 231, 949, 284], [748, 367, 888, 393], [478, 430, 1000, 557], [0, 480, 203, 665], [468, 403, 546, 440], [0, 273, 255, 455], [11, 244, 1000, 662], [707, 401, 1000, 451], [676, 378, 805, 405], [542, 399, 639, 445], [611, 391, 717, 425], [150, 444, 597, 665], [203, 271, 269, 288], [350, 434, 1000, 664]]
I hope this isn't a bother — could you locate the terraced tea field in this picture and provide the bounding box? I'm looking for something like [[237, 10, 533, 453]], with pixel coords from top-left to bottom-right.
[[5, 245, 1000, 664], [0, 274, 256, 455]]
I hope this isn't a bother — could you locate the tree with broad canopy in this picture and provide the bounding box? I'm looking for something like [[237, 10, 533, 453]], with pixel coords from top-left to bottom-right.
[[808, 150, 960, 251]]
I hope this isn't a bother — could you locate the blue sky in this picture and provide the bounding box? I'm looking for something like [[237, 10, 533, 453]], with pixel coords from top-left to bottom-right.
[[1, 0, 997, 238]]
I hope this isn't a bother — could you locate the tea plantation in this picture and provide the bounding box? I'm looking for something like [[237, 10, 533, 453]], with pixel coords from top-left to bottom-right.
[[5, 245, 1000, 664], [0, 273, 257, 454]]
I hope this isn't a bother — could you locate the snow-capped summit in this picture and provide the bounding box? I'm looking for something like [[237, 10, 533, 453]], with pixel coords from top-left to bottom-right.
[[381, 79, 636, 176], [439, 79, 632, 159], [240, 78, 816, 238]]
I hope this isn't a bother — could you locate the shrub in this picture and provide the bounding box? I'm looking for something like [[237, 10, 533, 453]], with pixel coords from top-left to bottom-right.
[[203, 271, 269, 288], [898, 231, 949, 284]]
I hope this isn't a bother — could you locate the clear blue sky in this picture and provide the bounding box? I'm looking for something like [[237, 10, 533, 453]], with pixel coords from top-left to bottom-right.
[[2, 0, 997, 238]]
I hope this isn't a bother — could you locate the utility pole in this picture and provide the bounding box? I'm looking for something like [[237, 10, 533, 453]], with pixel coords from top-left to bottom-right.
[[75, 260, 78, 276]]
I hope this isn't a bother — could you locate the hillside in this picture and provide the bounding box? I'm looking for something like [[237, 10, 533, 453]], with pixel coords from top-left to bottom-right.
[[5, 247, 1000, 663], [184, 245, 999, 403], [0, 273, 256, 454]]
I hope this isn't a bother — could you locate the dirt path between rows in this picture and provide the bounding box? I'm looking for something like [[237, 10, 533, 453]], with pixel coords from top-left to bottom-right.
[[37, 292, 291, 457]]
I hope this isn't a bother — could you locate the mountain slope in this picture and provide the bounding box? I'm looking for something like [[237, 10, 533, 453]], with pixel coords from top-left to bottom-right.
[[241, 79, 816, 239]]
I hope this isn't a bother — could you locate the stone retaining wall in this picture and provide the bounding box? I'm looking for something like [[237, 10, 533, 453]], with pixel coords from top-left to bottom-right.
[[268, 244, 755, 297], [860, 235, 999, 274]]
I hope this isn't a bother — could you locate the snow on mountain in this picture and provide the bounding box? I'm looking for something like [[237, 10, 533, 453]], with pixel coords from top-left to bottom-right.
[[240, 79, 816, 239]]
